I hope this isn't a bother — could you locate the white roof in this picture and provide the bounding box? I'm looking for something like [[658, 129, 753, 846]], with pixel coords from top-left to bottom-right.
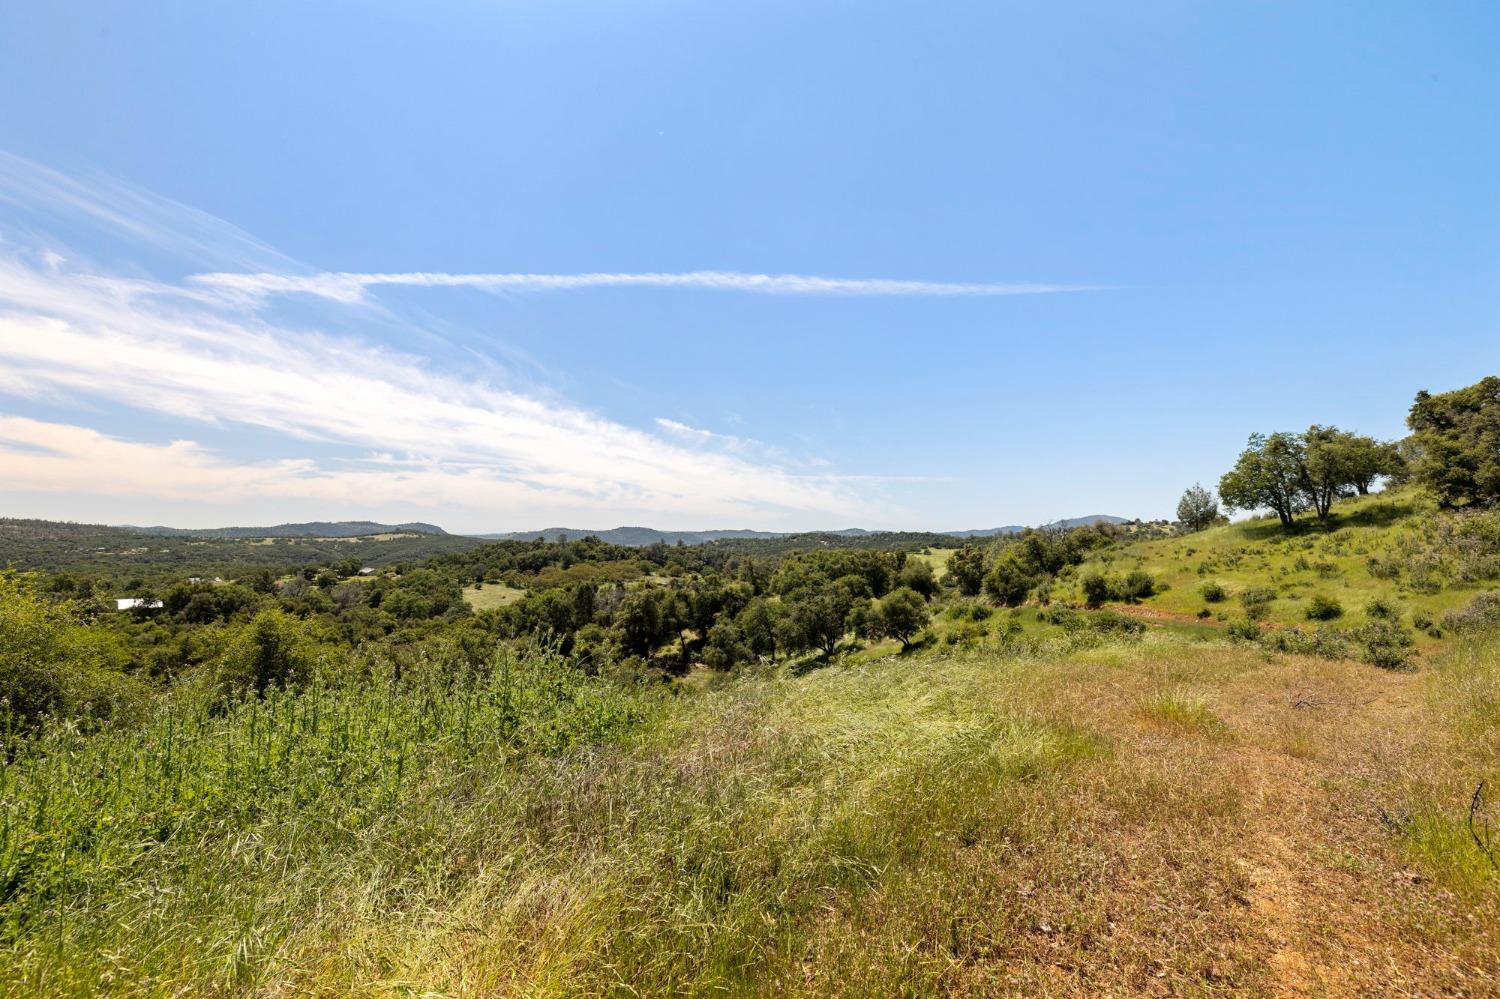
[[115, 598, 163, 611]]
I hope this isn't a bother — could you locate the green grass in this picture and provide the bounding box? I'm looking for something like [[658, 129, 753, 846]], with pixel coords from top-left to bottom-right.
[[1068, 488, 1492, 653], [911, 546, 957, 581], [461, 580, 526, 610], [1138, 688, 1229, 736], [3, 626, 1498, 994], [0, 647, 655, 995]]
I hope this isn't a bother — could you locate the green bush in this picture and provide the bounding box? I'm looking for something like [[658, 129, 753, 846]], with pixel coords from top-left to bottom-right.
[[1227, 618, 1262, 641], [0, 572, 146, 731], [944, 601, 992, 623], [215, 609, 321, 699], [1354, 620, 1415, 669], [1080, 572, 1111, 606], [1239, 587, 1276, 620], [1118, 569, 1156, 603], [1199, 581, 1226, 603], [1262, 626, 1350, 660], [1442, 591, 1500, 634], [1364, 597, 1400, 621], [1305, 594, 1344, 621]]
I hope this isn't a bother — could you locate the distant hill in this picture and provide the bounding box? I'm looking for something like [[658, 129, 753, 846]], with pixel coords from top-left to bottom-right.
[[481, 516, 1132, 547], [124, 521, 448, 539], [944, 514, 1130, 538], [0, 517, 477, 580], [477, 527, 784, 546]]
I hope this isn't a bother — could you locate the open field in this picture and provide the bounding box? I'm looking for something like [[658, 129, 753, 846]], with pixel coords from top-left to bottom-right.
[[461, 580, 527, 610], [912, 546, 957, 581], [3, 625, 1496, 996]]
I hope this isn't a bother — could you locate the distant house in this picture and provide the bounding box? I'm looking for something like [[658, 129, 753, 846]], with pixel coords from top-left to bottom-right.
[[115, 598, 163, 611], [358, 567, 376, 575]]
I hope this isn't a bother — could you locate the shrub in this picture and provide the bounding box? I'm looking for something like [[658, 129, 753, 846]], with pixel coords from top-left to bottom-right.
[[1354, 620, 1415, 669], [1365, 555, 1401, 580], [1411, 609, 1434, 631], [1118, 570, 1156, 603], [1262, 626, 1350, 660], [944, 601, 992, 623], [1240, 587, 1276, 620], [1090, 610, 1146, 636], [1199, 581, 1226, 603], [1305, 594, 1344, 621], [1364, 597, 1400, 621], [1080, 572, 1111, 607], [1037, 606, 1144, 638], [1227, 618, 1262, 641], [1441, 591, 1500, 634], [983, 555, 1034, 607], [0, 573, 146, 731]]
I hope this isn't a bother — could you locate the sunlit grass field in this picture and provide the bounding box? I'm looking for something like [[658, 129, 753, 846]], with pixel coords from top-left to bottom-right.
[[461, 580, 527, 611], [1069, 489, 1490, 649], [3, 626, 1496, 995]]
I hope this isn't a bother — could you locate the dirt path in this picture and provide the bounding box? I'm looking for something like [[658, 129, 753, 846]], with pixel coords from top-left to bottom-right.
[[1215, 664, 1493, 996]]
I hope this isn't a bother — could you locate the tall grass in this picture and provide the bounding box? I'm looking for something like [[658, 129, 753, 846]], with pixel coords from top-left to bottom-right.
[[0, 646, 655, 995]]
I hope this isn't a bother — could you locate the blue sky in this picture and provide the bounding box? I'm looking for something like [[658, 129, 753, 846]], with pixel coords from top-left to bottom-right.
[[0, 2, 1496, 533]]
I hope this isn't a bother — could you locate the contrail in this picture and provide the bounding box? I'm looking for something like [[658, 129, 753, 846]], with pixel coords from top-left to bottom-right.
[[190, 269, 1102, 303]]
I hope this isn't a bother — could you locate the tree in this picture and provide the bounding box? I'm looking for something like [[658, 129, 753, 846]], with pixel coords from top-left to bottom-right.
[[897, 558, 939, 600], [983, 551, 1034, 607], [1175, 484, 1219, 531], [1407, 376, 1500, 508], [736, 597, 784, 662], [217, 609, 316, 698], [1219, 432, 1309, 528], [872, 587, 930, 651], [1343, 436, 1403, 495], [702, 618, 752, 669], [1300, 424, 1357, 521], [615, 588, 669, 656], [780, 579, 864, 657], [946, 545, 986, 597]]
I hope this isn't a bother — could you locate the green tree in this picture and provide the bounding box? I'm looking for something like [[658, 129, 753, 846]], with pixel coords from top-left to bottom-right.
[[1407, 375, 1500, 508], [216, 608, 317, 698], [982, 551, 1034, 607], [946, 545, 986, 596], [736, 597, 784, 662], [1175, 483, 1219, 531], [897, 558, 939, 600], [1219, 432, 1309, 528], [702, 618, 752, 669], [872, 587, 931, 651]]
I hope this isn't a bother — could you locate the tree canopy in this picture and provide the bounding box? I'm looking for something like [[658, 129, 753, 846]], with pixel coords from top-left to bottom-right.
[[1408, 375, 1500, 508]]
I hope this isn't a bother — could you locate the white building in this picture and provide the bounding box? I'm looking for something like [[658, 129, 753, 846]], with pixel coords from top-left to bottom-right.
[[115, 598, 163, 611]]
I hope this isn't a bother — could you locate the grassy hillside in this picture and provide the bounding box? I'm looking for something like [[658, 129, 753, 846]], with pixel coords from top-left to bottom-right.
[[4, 484, 1499, 995], [2, 627, 1494, 995], [1066, 488, 1494, 653]]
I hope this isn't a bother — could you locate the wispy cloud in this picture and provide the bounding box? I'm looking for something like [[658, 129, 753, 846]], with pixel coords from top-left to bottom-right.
[[0, 155, 921, 529], [190, 269, 1100, 304]]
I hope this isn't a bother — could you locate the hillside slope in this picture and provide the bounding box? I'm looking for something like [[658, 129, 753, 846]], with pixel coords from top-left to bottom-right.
[[1065, 488, 1493, 657], [5, 629, 1494, 995]]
